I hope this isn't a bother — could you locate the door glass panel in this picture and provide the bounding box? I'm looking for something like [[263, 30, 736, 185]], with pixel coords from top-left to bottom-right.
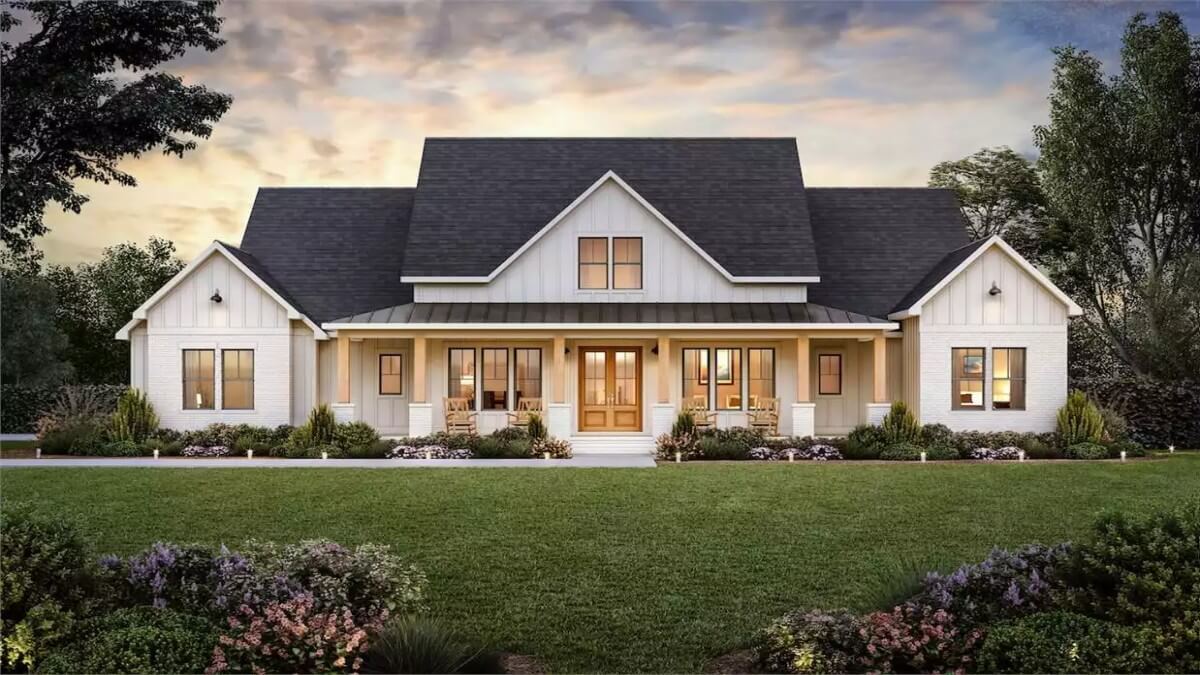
[[584, 351, 606, 405], [615, 351, 637, 405]]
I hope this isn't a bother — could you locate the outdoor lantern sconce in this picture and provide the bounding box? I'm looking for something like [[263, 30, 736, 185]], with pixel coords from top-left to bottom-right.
[[988, 281, 1002, 296], [210, 289, 223, 303]]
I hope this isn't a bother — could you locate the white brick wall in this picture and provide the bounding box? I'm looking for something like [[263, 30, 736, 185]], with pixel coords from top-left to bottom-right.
[[919, 325, 1067, 432]]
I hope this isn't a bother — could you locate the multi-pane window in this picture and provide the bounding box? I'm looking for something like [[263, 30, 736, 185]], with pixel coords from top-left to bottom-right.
[[992, 348, 1026, 410], [612, 237, 643, 290], [379, 354, 403, 395], [514, 348, 542, 407], [748, 348, 775, 407], [818, 354, 842, 395], [682, 348, 709, 408], [578, 237, 608, 289], [448, 348, 476, 408], [481, 348, 508, 410], [222, 350, 254, 410], [952, 348, 986, 409], [715, 348, 742, 410], [182, 349, 215, 410]]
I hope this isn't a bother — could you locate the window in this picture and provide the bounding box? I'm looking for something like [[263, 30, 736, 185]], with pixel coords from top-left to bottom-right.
[[448, 348, 476, 408], [952, 348, 986, 409], [992, 348, 1026, 410], [221, 350, 254, 410], [748, 348, 775, 407], [379, 354, 403, 395], [482, 348, 508, 410], [578, 237, 608, 289], [514, 348, 542, 407], [682, 348, 709, 408], [613, 237, 642, 290], [818, 354, 842, 395], [182, 349, 215, 410], [715, 348, 742, 410]]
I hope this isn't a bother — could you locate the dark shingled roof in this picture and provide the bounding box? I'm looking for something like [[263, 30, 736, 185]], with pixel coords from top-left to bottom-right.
[[804, 188, 972, 318], [238, 187, 414, 323], [330, 302, 890, 325], [402, 138, 820, 278], [890, 238, 990, 314], [218, 242, 311, 320]]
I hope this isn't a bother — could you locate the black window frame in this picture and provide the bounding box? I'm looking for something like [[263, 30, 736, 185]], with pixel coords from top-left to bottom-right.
[[379, 353, 404, 396], [612, 236, 643, 290], [577, 237, 609, 290], [818, 353, 842, 396]]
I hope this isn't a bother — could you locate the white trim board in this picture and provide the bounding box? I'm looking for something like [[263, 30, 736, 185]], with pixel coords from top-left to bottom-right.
[[887, 235, 1083, 320], [399, 171, 819, 285], [115, 241, 328, 340], [323, 322, 898, 331]]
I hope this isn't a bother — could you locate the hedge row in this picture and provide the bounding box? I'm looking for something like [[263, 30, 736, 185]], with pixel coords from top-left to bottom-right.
[[1074, 376, 1200, 448], [0, 384, 127, 433]]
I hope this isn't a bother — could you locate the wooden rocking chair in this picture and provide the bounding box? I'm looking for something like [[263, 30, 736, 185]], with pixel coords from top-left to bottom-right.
[[507, 397, 544, 430], [683, 395, 716, 431], [443, 397, 478, 435], [748, 396, 781, 436]]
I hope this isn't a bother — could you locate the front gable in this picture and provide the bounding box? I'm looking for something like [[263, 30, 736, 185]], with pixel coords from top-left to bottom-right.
[[411, 174, 812, 304]]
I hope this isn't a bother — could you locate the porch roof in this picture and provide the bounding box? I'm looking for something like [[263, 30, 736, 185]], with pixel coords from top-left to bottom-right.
[[325, 302, 893, 328]]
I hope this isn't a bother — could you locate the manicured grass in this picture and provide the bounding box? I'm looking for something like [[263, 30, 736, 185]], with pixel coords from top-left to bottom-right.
[[4, 455, 1199, 672]]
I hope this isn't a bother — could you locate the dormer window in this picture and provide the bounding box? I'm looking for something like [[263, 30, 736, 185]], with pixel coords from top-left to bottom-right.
[[578, 236, 643, 290], [578, 237, 609, 289]]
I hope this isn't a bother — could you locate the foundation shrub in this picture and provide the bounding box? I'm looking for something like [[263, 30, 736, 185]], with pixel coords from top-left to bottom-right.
[[671, 411, 696, 438], [845, 424, 886, 459], [695, 434, 749, 460], [107, 388, 158, 443], [878, 442, 926, 461], [880, 401, 920, 445], [532, 437, 572, 458], [1065, 442, 1110, 460], [1021, 436, 1062, 459], [976, 612, 1159, 674], [472, 436, 530, 459], [1105, 438, 1146, 458], [1058, 390, 1105, 446], [918, 423, 955, 451], [348, 439, 397, 459], [98, 440, 141, 457], [489, 426, 528, 444], [656, 432, 697, 460], [526, 413, 548, 441], [37, 416, 105, 455], [334, 421, 381, 453], [38, 607, 217, 675]]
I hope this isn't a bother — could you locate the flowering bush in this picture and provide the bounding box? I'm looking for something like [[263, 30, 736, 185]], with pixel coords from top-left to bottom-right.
[[208, 593, 382, 675], [753, 609, 864, 674], [655, 432, 697, 460], [970, 446, 1023, 461], [913, 544, 1069, 628], [859, 603, 983, 673], [104, 542, 220, 611], [748, 445, 843, 461], [532, 437, 573, 458], [386, 444, 473, 460], [182, 445, 231, 458]]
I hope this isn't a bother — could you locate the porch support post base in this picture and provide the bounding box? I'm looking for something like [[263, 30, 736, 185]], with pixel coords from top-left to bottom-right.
[[865, 402, 891, 426], [331, 403, 356, 424], [791, 403, 815, 438], [547, 403, 572, 439], [651, 403, 675, 438], [408, 403, 433, 437]]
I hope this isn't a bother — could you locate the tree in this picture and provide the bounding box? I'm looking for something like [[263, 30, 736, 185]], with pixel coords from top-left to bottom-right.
[[0, 257, 74, 386], [46, 237, 184, 384], [0, 1, 232, 253], [1034, 12, 1200, 381], [928, 146, 1047, 260]]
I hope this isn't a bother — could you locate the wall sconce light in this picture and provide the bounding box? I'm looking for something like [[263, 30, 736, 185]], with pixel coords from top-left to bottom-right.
[[564, 347, 571, 355], [988, 282, 1002, 296], [210, 289, 223, 303], [651, 345, 659, 355]]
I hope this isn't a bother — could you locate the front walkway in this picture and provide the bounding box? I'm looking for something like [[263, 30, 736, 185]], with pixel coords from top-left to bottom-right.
[[0, 454, 656, 469]]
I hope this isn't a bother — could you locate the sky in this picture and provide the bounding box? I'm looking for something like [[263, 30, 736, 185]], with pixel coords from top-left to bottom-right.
[[29, 0, 1200, 264]]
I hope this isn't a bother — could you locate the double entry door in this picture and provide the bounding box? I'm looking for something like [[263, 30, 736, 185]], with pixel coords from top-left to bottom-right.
[[578, 347, 641, 431]]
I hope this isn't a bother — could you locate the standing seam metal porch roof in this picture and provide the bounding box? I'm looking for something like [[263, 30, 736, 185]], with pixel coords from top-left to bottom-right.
[[327, 303, 892, 326]]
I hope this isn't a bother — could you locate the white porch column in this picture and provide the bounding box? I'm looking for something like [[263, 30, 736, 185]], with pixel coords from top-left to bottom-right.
[[652, 336, 674, 437], [865, 333, 890, 426], [408, 336, 432, 436], [791, 335, 815, 437], [331, 334, 355, 423], [547, 336, 571, 438]]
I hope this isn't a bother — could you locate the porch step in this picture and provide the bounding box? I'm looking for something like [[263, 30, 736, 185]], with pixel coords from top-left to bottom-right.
[[569, 434, 657, 455]]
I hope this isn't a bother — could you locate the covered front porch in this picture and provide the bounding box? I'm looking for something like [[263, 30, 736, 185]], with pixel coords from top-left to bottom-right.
[[321, 324, 901, 452]]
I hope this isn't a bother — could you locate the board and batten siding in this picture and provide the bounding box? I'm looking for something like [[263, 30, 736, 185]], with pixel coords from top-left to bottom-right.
[[413, 180, 808, 304], [142, 252, 297, 430], [129, 325, 148, 392], [918, 247, 1069, 432]]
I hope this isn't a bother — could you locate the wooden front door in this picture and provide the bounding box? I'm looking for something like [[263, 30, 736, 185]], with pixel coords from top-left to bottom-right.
[[579, 347, 641, 431]]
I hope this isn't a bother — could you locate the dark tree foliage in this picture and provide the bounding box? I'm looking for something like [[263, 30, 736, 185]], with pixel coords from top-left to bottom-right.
[[0, 0, 232, 253], [0, 259, 74, 387]]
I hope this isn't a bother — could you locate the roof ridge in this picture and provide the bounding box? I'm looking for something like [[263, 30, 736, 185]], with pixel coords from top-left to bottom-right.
[[255, 186, 415, 191], [424, 136, 798, 141]]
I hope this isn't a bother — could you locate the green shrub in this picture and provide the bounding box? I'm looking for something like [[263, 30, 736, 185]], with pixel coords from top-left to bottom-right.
[[231, 434, 269, 455], [1020, 435, 1062, 459], [361, 615, 502, 674], [283, 443, 342, 459], [179, 423, 239, 448], [532, 437, 572, 459], [489, 426, 528, 444], [1074, 375, 1200, 448], [0, 503, 98, 671], [472, 436, 530, 459], [1099, 406, 1129, 442], [347, 439, 396, 459], [878, 442, 925, 461], [38, 607, 217, 675], [308, 404, 337, 444], [1106, 438, 1146, 458], [880, 401, 920, 445], [526, 413, 548, 441], [37, 417, 105, 455], [1059, 500, 1200, 671], [695, 434, 749, 460], [99, 440, 142, 457], [925, 445, 959, 460], [671, 411, 696, 438], [976, 612, 1158, 674], [1058, 389, 1105, 446], [919, 423, 954, 449], [107, 388, 158, 443], [845, 424, 886, 459], [1065, 442, 1109, 460], [333, 421, 380, 452], [752, 609, 864, 674]]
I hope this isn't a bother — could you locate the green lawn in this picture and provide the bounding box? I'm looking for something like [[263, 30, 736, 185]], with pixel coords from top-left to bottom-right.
[[4, 455, 1198, 672]]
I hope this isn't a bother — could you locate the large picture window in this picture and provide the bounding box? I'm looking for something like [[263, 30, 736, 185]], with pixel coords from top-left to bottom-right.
[[818, 354, 842, 395], [379, 354, 403, 395], [448, 348, 476, 408], [612, 237, 642, 290], [682, 348, 709, 408], [748, 348, 775, 407], [992, 348, 1026, 410], [514, 348, 542, 406], [482, 348, 508, 410], [222, 350, 254, 410], [715, 348, 742, 410], [182, 349, 215, 410], [578, 237, 608, 289], [952, 348, 985, 409]]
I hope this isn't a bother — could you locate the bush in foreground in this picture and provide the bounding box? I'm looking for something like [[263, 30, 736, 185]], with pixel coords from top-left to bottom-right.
[[753, 609, 864, 674], [976, 612, 1157, 674], [362, 615, 503, 674], [38, 607, 216, 675]]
